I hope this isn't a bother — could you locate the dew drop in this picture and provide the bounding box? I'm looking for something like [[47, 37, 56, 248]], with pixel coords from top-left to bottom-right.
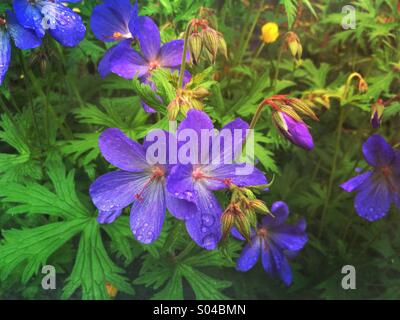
[[201, 214, 215, 227]]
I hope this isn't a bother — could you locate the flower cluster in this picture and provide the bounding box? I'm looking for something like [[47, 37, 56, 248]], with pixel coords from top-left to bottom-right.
[[89, 2, 310, 286], [1, 0, 85, 85]]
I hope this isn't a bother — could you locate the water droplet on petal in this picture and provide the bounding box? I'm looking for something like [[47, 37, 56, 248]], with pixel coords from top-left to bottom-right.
[[201, 214, 215, 227]]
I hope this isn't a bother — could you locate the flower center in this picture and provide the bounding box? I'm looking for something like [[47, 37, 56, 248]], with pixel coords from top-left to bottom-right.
[[149, 60, 161, 71], [134, 166, 165, 201], [380, 165, 392, 177], [257, 227, 268, 238]]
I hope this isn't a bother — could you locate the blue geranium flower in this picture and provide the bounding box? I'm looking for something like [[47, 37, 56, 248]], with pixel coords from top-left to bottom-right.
[[13, 0, 85, 47], [166, 110, 268, 250], [0, 10, 41, 85], [234, 201, 308, 286], [108, 15, 191, 112], [90, 0, 139, 78], [340, 134, 400, 221], [90, 128, 196, 245]]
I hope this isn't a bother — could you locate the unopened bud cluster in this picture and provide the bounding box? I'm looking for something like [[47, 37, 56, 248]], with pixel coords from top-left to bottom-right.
[[221, 186, 271, 241], [188, 18, 228, 64]]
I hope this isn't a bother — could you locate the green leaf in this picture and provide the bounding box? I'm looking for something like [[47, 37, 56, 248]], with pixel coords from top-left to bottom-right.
[[280, 0, 298, 29], [62, 219, 134, 300], [0, 220, 85, 284]]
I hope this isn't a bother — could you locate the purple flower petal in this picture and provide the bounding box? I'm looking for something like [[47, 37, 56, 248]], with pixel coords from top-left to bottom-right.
[[184, 184, 222, 250], [166, 164, 196, 202], [159, 39, 188, 68], [90, 0, 133, 42], [231, 227, 246, 241], [217, 118, 250, 162], [0, 31, 11, 85], [128, 0, 139, 37], [13, 0, 45, 38], [109, 46, 149, 79], [130, 179, 166, 244], [262, 201, 290, 227], [236, 237, 261, 272], [263, 241, 293, 286], [90, 170, 150, 211], [362, 134, 395, 167], [99, 128, 149, 172], [136, 16, 160, 62], [165, 192, 197, 220], [6, 10, 41, 50], [97, 209, 123, 224], [178, 110, 214, 164], [41, 2, 86, 47], [204, 164, 267, 190], [340, 171, 372, 192], [98, 39, 132, 78], [270, 222, 308, 251], [354, 178, 391, 221]]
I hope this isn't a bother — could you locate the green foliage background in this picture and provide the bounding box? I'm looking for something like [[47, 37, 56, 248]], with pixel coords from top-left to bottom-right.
[[1, 0, 400, 299]]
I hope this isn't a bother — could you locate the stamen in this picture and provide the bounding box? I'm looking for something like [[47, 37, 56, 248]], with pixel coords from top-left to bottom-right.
[[134, 166, 165, 202], [192, 167, 233, 186], [148, 61, 161, 71], [112, 32, 123, 39]]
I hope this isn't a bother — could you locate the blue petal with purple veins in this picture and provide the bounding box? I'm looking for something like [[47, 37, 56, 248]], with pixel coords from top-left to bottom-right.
[[97, 209, 123, 224], [99, 128, 149, 172], [109, 46, 149, 79], [13, 0, 45, 38], [354, 178, 391, 221], [184, 184, 222, 250], [6, 10, 41, 50], [136, 16, 160, 62], [362, 134, 395, 167], [89, 170, 150, 211], [236, 237, 261, 271], [91, 0, 133, 42], [159, 39, 189, 68], [340, 171, 372, 193], [130, 179, 166, 244]]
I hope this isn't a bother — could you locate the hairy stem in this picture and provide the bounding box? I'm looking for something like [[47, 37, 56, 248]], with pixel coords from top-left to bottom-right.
[[178, 22, 193, 89]]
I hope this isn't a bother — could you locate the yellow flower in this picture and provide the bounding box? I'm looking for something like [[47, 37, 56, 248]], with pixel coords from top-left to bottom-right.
[[261, 22, 279, 44]]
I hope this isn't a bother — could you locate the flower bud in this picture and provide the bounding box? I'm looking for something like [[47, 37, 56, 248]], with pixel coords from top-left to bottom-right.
[[192, 87, 210, 99], [221, 206, 236, 240], [203, 28, 219, 60], [261, 22, 279, 44], [272, 109, 314, 150], [189, 32, 203, 64], [167, 98, 180, 120], [371, 99, 384, 129], [249, 199, 271, 215], [105, 282, 118, 299], [285, 32, 302, 59], [358, 78, 368, 93]]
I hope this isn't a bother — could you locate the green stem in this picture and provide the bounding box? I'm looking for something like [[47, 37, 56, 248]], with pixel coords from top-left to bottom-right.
[[178, 22, 193, 89], [253, 42, 265, 60], [235, 0, 265, 65], [319, 107, 345, 237], [249, 101, 266, 130], [272, 45, 283, 91]]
